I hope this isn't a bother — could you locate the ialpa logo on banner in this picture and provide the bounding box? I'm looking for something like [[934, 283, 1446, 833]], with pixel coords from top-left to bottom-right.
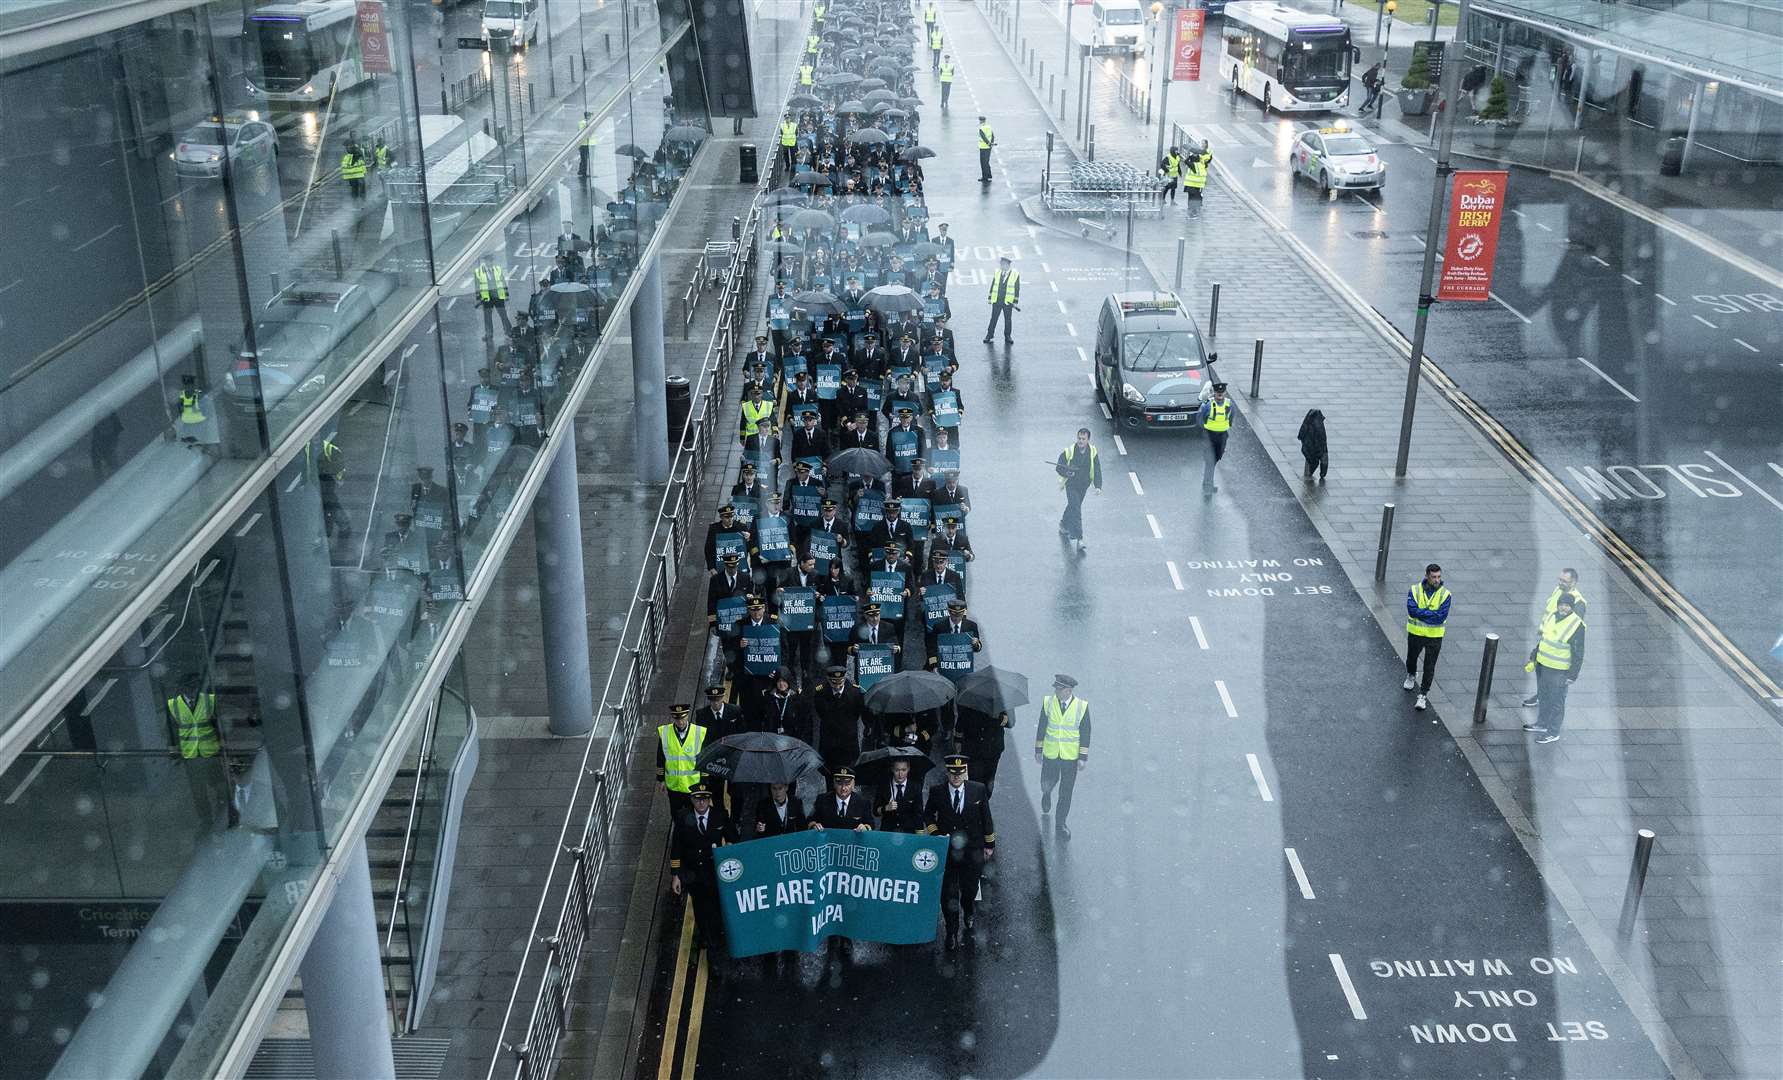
[[717, 830, 948, 955]]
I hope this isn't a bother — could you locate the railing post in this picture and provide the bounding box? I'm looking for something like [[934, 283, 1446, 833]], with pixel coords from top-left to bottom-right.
[[1088, 124, 1095, 162], [1208, 281, 1221, 338], [1472, 633, 1499, 724], [1249, 339, 1264, 398], [1174, 237, 1186, 289], [1373, 503, 1395, 583], [1618, 829, 1658, 938]]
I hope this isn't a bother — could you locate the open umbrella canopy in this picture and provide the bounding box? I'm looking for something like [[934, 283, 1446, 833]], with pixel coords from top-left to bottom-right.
[[909, 241, 945, 258], [838, 203, 891, 225], [865, 284, 921, 313], [858, 77, 888, 92], [787, 92, 823, 108], [897, 145, 937, 161], [847, 127, 891, 145], [856, 231, 897, 248], [819, 71, 863, 87], [789, 208, 837, 231], [826, 446, 890, 476], [864, 670, 956, 714], [853, 745, 936, 788], [696, 732, 825, 786], [615, 143, 651, 158], [862, 88, 899, 106], [790, 171, 834, 188], [791, 289, 847, 315], [836, 99, 871, 115], [898, 96, 925, 111], [875, 107, 910, 120], [765, 239, 805, 256], [953, 666, 1031, 715], [764, 186, 809, 206], [664, 124, 707, 144]]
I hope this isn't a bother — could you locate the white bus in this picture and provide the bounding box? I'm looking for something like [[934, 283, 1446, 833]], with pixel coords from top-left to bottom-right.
[[1222, 1, 1353, 113], [245, 0, 371, 105]]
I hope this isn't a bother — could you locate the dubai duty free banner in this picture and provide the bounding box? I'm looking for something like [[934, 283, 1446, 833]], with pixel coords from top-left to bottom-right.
[[716, 828, 949, 956]]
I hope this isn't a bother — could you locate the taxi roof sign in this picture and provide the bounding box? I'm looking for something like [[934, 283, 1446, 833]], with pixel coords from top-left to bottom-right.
[[1117, 296, 1180, 313]]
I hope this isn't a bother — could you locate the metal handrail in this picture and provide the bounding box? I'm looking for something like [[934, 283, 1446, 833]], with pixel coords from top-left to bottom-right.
[[378, 690, 441, 1034], [483, 140, 772, 1080]]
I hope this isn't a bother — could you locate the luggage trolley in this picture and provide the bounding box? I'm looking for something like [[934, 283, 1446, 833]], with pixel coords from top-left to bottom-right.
[[1042, 160, 1167, 240], [702, 238, 737, 291]]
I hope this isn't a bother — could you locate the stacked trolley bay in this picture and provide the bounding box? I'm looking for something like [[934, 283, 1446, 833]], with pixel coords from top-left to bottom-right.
[[1043, 159, 1168, 239]]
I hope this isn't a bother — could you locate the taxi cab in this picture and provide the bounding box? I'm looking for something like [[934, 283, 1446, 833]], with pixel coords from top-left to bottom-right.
[[1290, 125, 1385, 194], [173, 115, 278, 179], [1094, 292, 1214, 431]]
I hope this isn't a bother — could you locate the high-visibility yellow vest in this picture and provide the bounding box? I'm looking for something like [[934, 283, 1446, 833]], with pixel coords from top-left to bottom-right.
[[475, 265, 507, 302], [1535, 611, 1584, 670], [741, 399, 774, 436], [925, 3, 937, 24], [814, 1, 826, 19], [1041, 695, 1086, 760], [1164, 153, 1181, 178], [340, 152, 366, 180], [939, 62, 954, 83], [580, 117, 598, 147], [658, 723, 707, 793], [806, 34, 819, 52], [780, 120, 799, 146], [179, 390, 206, 424], [799, 65, 814, 85], [168, 693, 220, 759], [977, 123, 994, 149], [1203, 399, 1231, 432], [374, 143, 392, 168], [930, 28, 942, 50], [1185, 158, 1208, 188], [1061, 443, 1097, 486], [987, 269, 1018, 304], [1544, 585, 1585, 617], [1407, 583, 1451, 638]]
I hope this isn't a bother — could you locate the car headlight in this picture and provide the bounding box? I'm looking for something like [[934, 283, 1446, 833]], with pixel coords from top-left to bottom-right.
[[1122, 382, 1146, 405]]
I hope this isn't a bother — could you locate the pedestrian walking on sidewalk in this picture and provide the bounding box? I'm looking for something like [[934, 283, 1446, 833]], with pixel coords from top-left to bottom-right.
[[1404, 564, 1451, 712], [1196, 382, 1232, 493], [1522, 592, 1586, 744], [977, 116, 996, 183], [1184, 141, 1210, 201], [939, 55, 955, 109], [1296, 408, 1328, 482], [1159, 146, 1183, 202], [929, 25, 944, 71], [1360, 63, 1384, 114], [1036, 675, 1089, 839], [1055, 428, 1102, 554], [1522, 569, 1587, 707], [983, 256, 1020, 343]]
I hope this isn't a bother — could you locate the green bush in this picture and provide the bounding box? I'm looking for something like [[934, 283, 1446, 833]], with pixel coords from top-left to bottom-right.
[[1400, 50, 1432, 90], [1477, 74, 1510, 120]]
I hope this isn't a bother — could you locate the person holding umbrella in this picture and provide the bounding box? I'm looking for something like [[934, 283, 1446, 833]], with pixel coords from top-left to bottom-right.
[[669, 784, 736, 954], [1036, 674, 1090, 839], [926, 754, 994, 951]]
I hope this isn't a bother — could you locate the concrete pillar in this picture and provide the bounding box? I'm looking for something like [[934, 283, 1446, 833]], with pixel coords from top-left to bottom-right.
[[299, 839, 396, 1080], [534, 428, 595, 737], [631, 254, 670, 484]]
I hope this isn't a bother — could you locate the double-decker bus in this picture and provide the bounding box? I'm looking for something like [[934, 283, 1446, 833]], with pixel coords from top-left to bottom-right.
[[245, 0, 370, 105], [1222, 1, 1353, 113]]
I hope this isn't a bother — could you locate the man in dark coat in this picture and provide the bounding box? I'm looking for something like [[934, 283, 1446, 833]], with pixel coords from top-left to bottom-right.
[[753, 782, 806, 836], [1296, 408, 1328, 482], [925, 754, 994, 950], [953, 705, 1011, 792], [695, 683, 745, 812], [874, 758, 926, 833], [669, 785, 737, 953], [810, 664, 871, 770]]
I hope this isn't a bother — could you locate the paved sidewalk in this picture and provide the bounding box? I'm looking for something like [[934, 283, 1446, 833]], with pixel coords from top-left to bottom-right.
[[971, 2, 1782, 1076]]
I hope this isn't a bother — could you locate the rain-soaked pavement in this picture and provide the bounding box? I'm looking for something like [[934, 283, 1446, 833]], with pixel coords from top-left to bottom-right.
[[644, 14, 1674, 1076]]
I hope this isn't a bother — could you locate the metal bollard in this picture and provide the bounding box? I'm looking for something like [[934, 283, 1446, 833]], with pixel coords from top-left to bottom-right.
[[1049, 74, 1056, 111], [732, 215, 741, 243], [1617, 829, 1657, 938], [605, 32, 611, 53], [331, 229, 344, 277], [1472, 633, 1499, 724], [1373, 503, 1395, 583], [1088, 124, 1095, 161], [1249, 338, 1264, 398], [1174, 237, 1186, 289], [1039, 60, 1045, 88], [1208, 282, 1221, 338], [528, 83, 536, 113]]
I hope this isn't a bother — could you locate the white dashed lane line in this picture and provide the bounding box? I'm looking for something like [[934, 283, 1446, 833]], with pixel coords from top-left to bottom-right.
[[1056, 299, 1068, 313], [1166, 560, 1184, 590], [1285, 848, 1316, 899], [1329, 954, 1368, 1019], [1589, 255, 1610, 268], [1655, 292, 1676, 306], [1146, 513, 1161, 538], [1112, 435, 1127, 455], [1215, 680, 1238, 718], [1188, 615, 1209, 649], [1127, 471, 1144, 495], [1066, 322, 1076, 336], [1245, 753, 1274, 801], [1693, 314, 1718, 329], [1621, 273, 1643, 286], [1575, 356, 1640, 403], [1734, 338, 1759, 353]]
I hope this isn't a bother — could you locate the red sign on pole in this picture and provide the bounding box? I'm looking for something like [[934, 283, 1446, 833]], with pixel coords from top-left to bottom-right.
[[1172, 9, 1206, 81], [1437, 170, 1510, 302], [356, 0, 393, 74]]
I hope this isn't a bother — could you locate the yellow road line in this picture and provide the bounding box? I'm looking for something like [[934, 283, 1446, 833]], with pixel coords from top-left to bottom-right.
[[655, 899, 697, 1080], [679, 950, 710, 1080]]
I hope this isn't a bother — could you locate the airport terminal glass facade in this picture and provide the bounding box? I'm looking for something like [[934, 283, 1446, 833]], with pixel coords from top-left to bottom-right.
[[0, 0, 707, 1075]]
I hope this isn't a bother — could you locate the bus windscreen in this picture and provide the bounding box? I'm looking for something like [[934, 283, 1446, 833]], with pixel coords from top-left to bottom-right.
[[1285, 30, 1350, 84], [254, 20, 312, 84]]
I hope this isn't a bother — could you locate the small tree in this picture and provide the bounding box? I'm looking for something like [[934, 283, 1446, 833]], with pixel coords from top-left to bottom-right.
[[1400, 48, 1433, 90], [1477, 75, 1510, 120]]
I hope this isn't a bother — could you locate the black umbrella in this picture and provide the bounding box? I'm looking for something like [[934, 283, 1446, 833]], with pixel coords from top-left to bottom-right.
[[791, 171, 834, 188], [664, 124, 708, 144], [853, 745, 936, 789], [790, 207, 837, 232], [953, 666, 1030, 715], [764, 187, 809, 206], [787, 93, 823, 108], [765, 239, 805, 256], [863, 89, 898, 106], [848, 127, 891, 145], [898, 146, 937, 161], [697, 731, 825, 785], [608, 228, 640, 246], [856, 231, 897, 248], [839, 203, 891, 225], [898, 96, 925, 111], [863, 670, 956, 714], [820, 71, 863, 87], [858, 77, 888, 92], [827, 446, 890, 476], [910, 241, 945, 258], [836, 100, 872, 115], [615, 143, 651, 158], [864, 283, 921, 314], [792, 289, 848, 315], [876, 107, 910, 120]]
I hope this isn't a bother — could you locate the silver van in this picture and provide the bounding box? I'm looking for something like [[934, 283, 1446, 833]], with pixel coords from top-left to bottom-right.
[[1093, 291, 1215, 431]]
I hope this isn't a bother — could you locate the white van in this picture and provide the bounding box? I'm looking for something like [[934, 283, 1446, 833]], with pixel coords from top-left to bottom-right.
[[1091, 0, 1147, 55], [482, 0, 540, 47]]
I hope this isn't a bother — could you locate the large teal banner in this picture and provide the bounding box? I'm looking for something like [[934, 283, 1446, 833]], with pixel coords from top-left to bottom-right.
[[716, 829, 948, 956]]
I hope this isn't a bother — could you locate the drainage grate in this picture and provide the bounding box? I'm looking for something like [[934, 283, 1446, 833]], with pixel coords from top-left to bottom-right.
[[1350, 230, 1391, 239], [246, 1037, 451, 1080]]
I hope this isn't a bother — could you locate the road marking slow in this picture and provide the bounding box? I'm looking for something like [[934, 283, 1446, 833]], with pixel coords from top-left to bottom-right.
[[1215, 680, 1238, 718], [1285, 847, 1316, 899], [1166, 560, 1184, 590], [1704, 450, 1783, 512], [1329, 954, 1368, 1019], [1188, 615, 1209, 650], [1575, 356, 1640, 402], [1245, 753, 1274, 801]]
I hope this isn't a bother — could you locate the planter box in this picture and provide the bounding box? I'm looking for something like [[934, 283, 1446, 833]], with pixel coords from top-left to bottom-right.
[[1396, 88, 1436, 116]]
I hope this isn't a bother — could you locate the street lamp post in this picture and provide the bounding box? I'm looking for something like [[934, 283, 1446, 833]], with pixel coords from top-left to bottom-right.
[[1383, 0, 1398, 53], [1153, 1, 1171, 166], [1429, 0, 1443, 41], [1393, 0, 1471, 478], [1064, 0, 1076, 84], [1374, 0, 1386, 44]]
